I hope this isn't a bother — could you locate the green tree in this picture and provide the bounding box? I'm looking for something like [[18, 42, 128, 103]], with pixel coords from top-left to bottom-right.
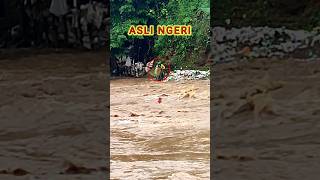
[[154, 0, 210, 69], [110, 0, 160, 53], [110, 0, 210, 69]]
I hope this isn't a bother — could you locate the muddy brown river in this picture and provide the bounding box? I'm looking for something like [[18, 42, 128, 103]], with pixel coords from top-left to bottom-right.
[[0, 49, 210, 179], [110, 79, 210, 179], [0, 49, 108, 179], [5, 49, 320, 179], [214, 58, 320, 180]]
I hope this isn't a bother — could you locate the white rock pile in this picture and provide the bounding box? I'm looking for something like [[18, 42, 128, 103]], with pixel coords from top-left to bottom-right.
[[211, 26, 320, 63], [168, 70, 210, 81]]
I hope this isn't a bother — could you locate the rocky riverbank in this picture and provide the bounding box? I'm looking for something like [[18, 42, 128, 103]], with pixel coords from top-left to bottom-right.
[[167, 70, 210, 81], [211, 26, 320, 63]]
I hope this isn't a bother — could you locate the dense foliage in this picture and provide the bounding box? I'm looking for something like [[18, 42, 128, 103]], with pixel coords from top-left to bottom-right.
[[110, 0, 210, 69], [213, 0, 320, 30]]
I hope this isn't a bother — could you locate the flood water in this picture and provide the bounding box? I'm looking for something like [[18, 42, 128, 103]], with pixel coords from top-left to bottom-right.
[[213, 58, 320, 180], [0, 49, 210, 179], [110, 79, 210, 179], [0, 50, 108, 179]]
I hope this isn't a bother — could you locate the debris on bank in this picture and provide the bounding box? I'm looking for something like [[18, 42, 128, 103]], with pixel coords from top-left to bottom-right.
[[167, 70, 210, 81], [211, 26, 320, 63], [112, 56, 210, 81]]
